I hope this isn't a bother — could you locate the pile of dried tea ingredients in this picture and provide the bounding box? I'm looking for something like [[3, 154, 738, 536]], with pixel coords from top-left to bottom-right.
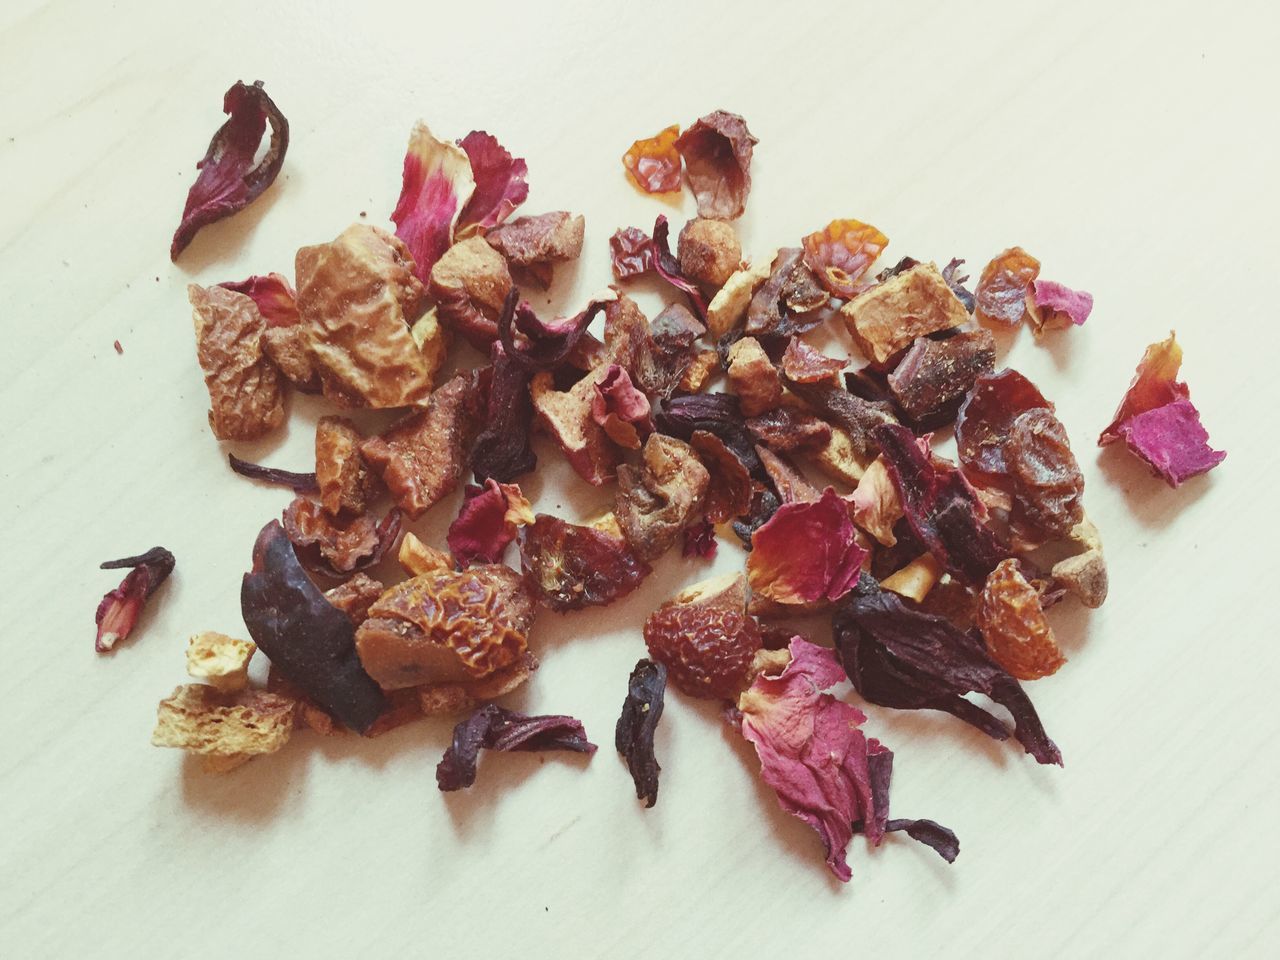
[[96, 81, 1227, 883]]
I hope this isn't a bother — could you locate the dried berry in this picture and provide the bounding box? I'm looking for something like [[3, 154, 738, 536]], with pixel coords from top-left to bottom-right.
[[95, 546, 176, 653], [615, 659, 668, 807], [437, 704, 596, 792], [801, 218, 887, 299], [228, 454, 317, 494], [975, 246, 1040, 327], [978, 559, 1065, 681], [622, 123, 682, 194], [520, 515, 651, 611], [643, 601, 761, 700], [674, 110, 757, 220]]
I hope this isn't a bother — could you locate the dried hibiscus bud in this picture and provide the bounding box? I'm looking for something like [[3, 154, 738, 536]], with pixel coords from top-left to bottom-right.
[[1029, 279, 1093, 332], [95, 547, 175, 653], [725, 337, 782, 416], [241, 521, 388, 733], [622, 123, 682, 194], [455, 130, 529, 237], [615, 659, 668, 807], [520, 515, 651, 611], [228, 453, 317, 493], [315, 416, 377, 518], [689, 430, 754, 524], [281, 497, 402, 579], [355, 565, 534, 689], [781, 338, 847, 385], [189, 284, 285, 441], [428, 235, 513, 351], [851, 747, 960, 863], [644, 586, 761, 700], [486, 211, 585, 288], [591, 364, 654, 450], [171, 80, 288, 260], [674, 110, 757, 220], [975, 247, 1040, 327], [841, 262, 969, 367], [609, 226, 654, 281], [616, 434, 710, 562], [391, 121, 476, 282], [978, 559, 1065, 681], [747, 488, 866, 606], [436, 704, 596, 792], [678, 217, 741, 290], [446, 479, 534, 567], [887, 328, 996, 430], [801, 218, 887, 299]]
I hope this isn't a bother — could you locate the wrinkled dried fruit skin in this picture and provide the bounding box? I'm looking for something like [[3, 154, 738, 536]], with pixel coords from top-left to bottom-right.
[[281, 496, 401, 579], [95, 547, 176, 652], [609, 226, 654, 281], [315, 416, 377, 518], [455, 130, 529, 236], [530, 368, 620, 486], [295, 224, 440, 408], [975, 247, 1040, 327], [979, 560, 1064, 681], [690, 430, 754, 523], [241, 521, 388, 733], [324, 573, 385, 626], [1006, 408, 1085, 540], [189, 284, 285, 441], [841, 262, 970, 367], [361, 374, 480, 518], [956, 369, 1051, 479], [616, 434, 710, 562], [623, 124, 682, 193], [486, 211, 585, 279], [601, 293, 653, 378], [747, 407, 833, 454], [1050, 516, 1109, 608], [678, 217, 741, 289], [436, 704, 596, 791], [356, 565, 534, 690], [429, 235, 513, 350], [748, 488, 866, 605], [674, 110, 757, 220], [887, 328, 996, 430], [616, 659, 667, 807], [801, 219, 888, 299], [644, 601, 761, 700], [520, 515, 651, 611]]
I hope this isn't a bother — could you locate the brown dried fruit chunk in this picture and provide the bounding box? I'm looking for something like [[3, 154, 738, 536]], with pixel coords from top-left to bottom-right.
[[1050, 515, 1108, 608], [1006, 408, 1085, 541], [520, 515, 652, 611], [295, 224, 441, 408], [397, 532, 453, 578], [756, 445, 821, 505], [781, 339, 847, 385], [428, 235, 513, 350], [975, 247, 1040, 327], [747, 407, 833, 455], [355, 565, 535, 689], [643, 601, 762, 700], [262, 324, 321, 392], [316, 416, 377, 518], [887, 328, 996, 429], [281, 497, 399, 577], [152, 684, 294, 759], [840, 262, 970, 367], [690, 431, 754, 523], [419, 652, 539, 716], [978, 559, 1065, 681], [188, 284, 285, 441], [323, 573, 385, 626], [361, 374, 480, 518], [530, 368, 620, 486], [616, 434, 710, 562], [486, 211, 585, 287], [705, 253, 775, 339], [674, 110, 757, 221], [678, 218, 741, 289], [726, 337, 783, 416]]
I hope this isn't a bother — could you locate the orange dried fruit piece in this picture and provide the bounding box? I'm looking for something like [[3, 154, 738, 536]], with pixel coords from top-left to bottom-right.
[[975, 246, 1041, 327], [801, 219, 888, 299], [622, 124, 683, 194], [977, 559, 1064, 681]]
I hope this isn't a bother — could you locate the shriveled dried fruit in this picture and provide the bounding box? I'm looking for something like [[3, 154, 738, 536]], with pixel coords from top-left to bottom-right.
[[622, 123, 682, 194], [745, 248, 821, 339], [355, 565, 535, 689], [887, 328, 996, 429], [487, 211, 585, 288], [978, 559, 1064, 681], [152, 684, 294, 768], [391, 121, 476, 282], [428, 235, 513, 350], [644, 600, 761, 700], [186, 632, 255, 693], [690, 430, 754, 523], [616, 659, 668, 807], [95, 547, 176, 652], [678, 217, 741, 289], [801, 219, 888, 299], [530, 367, 620, 486], [748, 488, 866, 605], [436, 704, 596, 791], [418, 652, 539, 717], [323, 573, 385, 625], [189, 284, 285, 441], [609, 226, 654, 281], [446, 479, 534, 567], [282, 497, 401, 578], [840, 262, 969, 367], [615, 434, 710, 562], [520, 515, 651, 611], [1029, 279, 1093, 332], [674, 110, 757, 220], [228, 454, 317, 493], [678, 349, 720, 393], [756, 445, 820, 505], [726, 337, 783, 416], [315, 416, 376, 518], [975, 247, 1040, 327], [455, 130, 529, 236]]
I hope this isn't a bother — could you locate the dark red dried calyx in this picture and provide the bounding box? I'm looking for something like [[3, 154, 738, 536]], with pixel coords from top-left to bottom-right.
[[682, 518, 718, 558], [941, 258, 976, 313], [241, 521, 387, 733], [519, 515, 652, 611], [851, 747, 960, 862], [95, 546, 176, 653], [228, 453, 318, 493], [171, 80, 289, 260], [652, 216, 708, 320], [732, 484, 782, 547], [498, 287, 610, 372], [437, 703, 596, 791], [656, 393, 766, 482], [610, 226, 655, 281], [615, 659, 668, 808], [472, 343, 537, 482]]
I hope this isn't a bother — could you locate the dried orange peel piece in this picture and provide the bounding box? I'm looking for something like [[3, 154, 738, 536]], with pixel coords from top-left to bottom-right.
[[622, 124, 683, 194]]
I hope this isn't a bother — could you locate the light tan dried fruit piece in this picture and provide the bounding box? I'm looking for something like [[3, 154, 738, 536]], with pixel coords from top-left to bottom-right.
[[705, 252, 776, 339], [152, 685, 295, 769], [398, 532, 453, 577], [726, 337, 783, 416], [615, 434, 710, 561], [188, 284, 285, 441], [881, 554, 943, 603], [679, 218, 742, 290], [419, 652, 540, 716], [323, 573, 385, 626], [1050, 514, 1109, 608], [978, 559, 1065, 681], [678, 349, 720, 393], [428, 235, 513, 349], [295, 223, 443, 408], [316, 416, 377, 518], [361, 374, 480, 518], [262, 324, 320, 391], [355, 565, 536, 689], [185, 632, 256, 693], [840, 262, 969, 366], [530, 367, 620, 486]]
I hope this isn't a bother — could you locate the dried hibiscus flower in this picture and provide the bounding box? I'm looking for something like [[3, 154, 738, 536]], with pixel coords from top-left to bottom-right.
[[1098, 332, 1225, 486], [748, 488, 866, 606], [591, 364, 654, 449], [852, 747, 959, 863], [801, 219, 888, 299], [391, 121, 476, 282], [609, 226, 654, 281], [455, 130, 529, 236], [978, 559, 1064, 680], [834, 574, 1061, 765], [975, 247, 1040, 327], [941, 258, 976, 313], [473, 345, 537, 482], [95, 546, 175, 652], [171, 80, 288, 260], [282, 497, 403, 578], [674, 110, 757, 220], [657, 393, 765, 480], [616, 659, 668, 807], [622, 123, 682, 194], [1029, 279, 1093, 332], [437, 704, 596, 792], [500, 288, 611, 372], [446, 479, 534, 567], [520, 515, 651, 611], [228, 453, 317, 494]]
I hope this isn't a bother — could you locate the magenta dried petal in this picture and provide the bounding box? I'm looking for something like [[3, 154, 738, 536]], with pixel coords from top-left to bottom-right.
[[747, 488, 867, 605], [609, 226, 655, 281], [95, 547, 175, 653], [652, 216, 708, 321], [171, 80, 289, 260], [390, 121, 476, 282], [1032, 279, 1093, 327], [674, 110, 757, 220], [446, 479, 531, 566], [437, 703, 596, 791], [227, 453, 317, 493], [498, 288, 610, 372], [615, 659, 668, 807], [1116, 397, 1226, 487], [218, 272, 298, 327], [682, 518, 718, 558], [455, 130, 529, 236]]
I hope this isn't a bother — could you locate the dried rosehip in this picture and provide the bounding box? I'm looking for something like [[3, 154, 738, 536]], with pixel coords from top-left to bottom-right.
[[643, 602, 762, 700], [801, 218, 888, 299], [978, 560, 1065, 681], [281, 497, 402, 578], [520, 515, 651, 611], [974, 246, 1040, 327], [622, 123, 683, 194], [674, 110, 757, 220]]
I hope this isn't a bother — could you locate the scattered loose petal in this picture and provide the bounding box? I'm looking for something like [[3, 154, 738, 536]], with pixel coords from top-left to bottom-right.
[[652, 215, 708, 320], [95, 547, 176, 653], [801, 219, 888, 299], [615, 659, 668, 807], [1030, 279, 1093, 331], [437, 704, 596, 791], [674, 110, 757, 220], [455, 130, 529, 236], [623, 124, 683, 194], [848, 457, 903, 547], [390, 121, 476, 282], [591, 364, 654, 449], [219, 272, 299, 327], [1099, 332, 1187, 442], [852, 748, 959, 863], [447, 479, 534, 566], [748, 488, 867, 605], [228, 453, 318, 493]]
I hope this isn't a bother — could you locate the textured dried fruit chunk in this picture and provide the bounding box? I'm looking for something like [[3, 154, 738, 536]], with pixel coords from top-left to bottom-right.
[[609, 226, 654, 281], [726, 337, 783, 416], [428, 235, 513, 350], [189, 284, 285, 441], [295, 224, 440, 408], [530, 368, 620, 486], [616, 659, 668, 807], [756, 446, 820, 506], [519, 515, 651, 611], [780, 375, 898, 461], [678, 217, 741, 289], [455, 130, 529, 237], [323, 573, 385, 626], [436, 704, 596, 791], [887, 328, 996, 429], [622, 123, 682, 194], [1050, 515, 1109, 608], [678, 349, 720, 393], [152, 684, 294, 765], [219, 272, 300, 328], [315, 416, 376, 518], [748, 488, 866, 605], [356, 566, 534, 690], [801, 218, 887, 299], [674, 110, 757, 220], [705, 252, 775, 338], [486, 211, 585, 288], [644, 600, 761, 700], [95, 547, 176, 653], [840, 262, 969, 366], [616, 434, 710, 562], [978, 559, 1064, 680], [747, 407, 832, 455], [390, 121, 476, 282], [881, 554, 943, 604], [281, 497, 401, 578], [397, 532, 453, 578], [186, 632, 256, 693], [975, 247, 1040, 327], [360, 374, 480, 518], [418, 652, 538, 716]]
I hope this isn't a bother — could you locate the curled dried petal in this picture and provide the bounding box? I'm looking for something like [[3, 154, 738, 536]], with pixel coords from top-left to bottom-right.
[[455, 130, 529, 236], [848, 457, 903, 547], [616, 659, 668, 807], [1099, 332, 1187, 442], [801, 219, 888, 299], [978, 559, 1065, 680], [674, 110, 757, 220], [747, 488, 866, 605], [446, 479, 534, 567], [219, 272, 298, 327], [95, 547, 176, 653], [499, 288, 611, 372], [975, 247, 1040, 327], [390, 121, 476, 282], [622, 123, 682, 193], [437, 704, 596, 792], [591, 364, 654, 449], [1030, 279, 1093, 331], [652, 215, 708, 320]]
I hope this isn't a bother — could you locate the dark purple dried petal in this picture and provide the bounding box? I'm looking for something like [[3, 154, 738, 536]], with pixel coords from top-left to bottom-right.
[[437, 703, 596, 791], [615, 659, 667, 807], [472, 343, 537, 483], [652, 215, 708, 320], [228, 453, 318, 493], [732, 485, 782, 547], [498, 287, 610, 372], [656, 393, 765, 480], [941, 258, 976, 313], [95, 547, 176, 653], [852, 747, 959, 862], [610, 226, 655, 281]]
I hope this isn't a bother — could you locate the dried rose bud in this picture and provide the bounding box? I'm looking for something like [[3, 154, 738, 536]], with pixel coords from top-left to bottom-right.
[[95, 547, 176, 653]]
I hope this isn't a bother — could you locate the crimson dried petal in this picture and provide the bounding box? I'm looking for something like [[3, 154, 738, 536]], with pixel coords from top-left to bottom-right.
[[800, 219, 888, 299], [652, 216, 708, 320], [171, 80, 289, 260], [498, 288, 610, 372], [519, 515, 652, 611], [95, 547, 175, 653], [833, 574, 1061, 765], [622, 124, 683, 194], [218, 272, 298, 327], [875, 423, 1009, 585], [616, 659, 668, 808], [228, 453, 317, 493], [437, 703, 596, 792], [682, 519, 718, 558], [591, 364, 654, 449], [609, 226, 655, 281], [241, 520, 388, 733], [455, 130, 529, 236], [852, 747, 959, 863], [390, 121, 476, 282], [1031, 279, 1093, 329], [472, 344, 537, 483], [446, 479, 534, 567], [674, 110, 757, 220], [780, 339, 847, 384], [747, 488, 866, 605], [282, 498, 403, 578], [738, 638, 880, 882]]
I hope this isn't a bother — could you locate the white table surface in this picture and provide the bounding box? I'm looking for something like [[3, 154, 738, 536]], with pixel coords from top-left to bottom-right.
[[3, 1, 1277, 956]]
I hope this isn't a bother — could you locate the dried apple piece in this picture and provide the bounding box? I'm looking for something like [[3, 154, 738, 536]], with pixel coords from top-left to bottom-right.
[[840, 262, 969, 366], [616, 434, 710, 562], [186, 632, 255, 693], [678, 217, 741, 289], [152, 685, 294, 767], [189, 284, 285, 441], [315, 416, 377, 518], [428, 235, 513, 350], [801, 218, 888, 299], [622, 123, 682, 194]]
